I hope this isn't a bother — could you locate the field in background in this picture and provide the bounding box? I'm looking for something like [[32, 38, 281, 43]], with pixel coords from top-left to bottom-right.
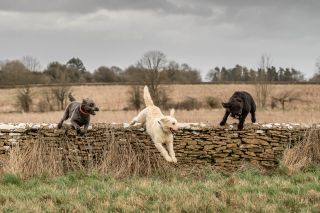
[[2, 109, 320, 125], [1, 84, 320, 124]]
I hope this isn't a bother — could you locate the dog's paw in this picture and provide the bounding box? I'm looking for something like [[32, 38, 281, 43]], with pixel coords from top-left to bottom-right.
[[237, 124, 244, 130], [57, 123, 62, 129], [164, 157, 173, 162], [219, 121, 226, 126], [172, 157, 178, 163], [76, 128, 83, 135]]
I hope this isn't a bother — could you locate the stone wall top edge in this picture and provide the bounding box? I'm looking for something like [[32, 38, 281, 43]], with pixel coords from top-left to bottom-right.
[[0, 122, 317, 131]]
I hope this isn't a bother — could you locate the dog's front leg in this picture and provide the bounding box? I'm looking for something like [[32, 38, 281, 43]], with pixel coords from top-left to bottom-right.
[[238, 113, 248, 130], [71, 120, 82, 135], [82, 122, 89, 135], [154, 143, 173, 162], [250, 110, 256, 123], [58, 109, 69, 129], [166, 142, 177, 163], [220, 110, 230, 126]]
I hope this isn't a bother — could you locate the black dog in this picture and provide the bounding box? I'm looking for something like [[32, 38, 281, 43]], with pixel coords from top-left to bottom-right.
[[219, 91, 256, 130], [57, 93, 99, 135]]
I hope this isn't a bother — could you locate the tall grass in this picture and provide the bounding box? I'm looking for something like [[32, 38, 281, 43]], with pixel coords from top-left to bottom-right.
[[1, 133, 174, 179], [281, 128, 320, 174], [2, 140, 64, 178]]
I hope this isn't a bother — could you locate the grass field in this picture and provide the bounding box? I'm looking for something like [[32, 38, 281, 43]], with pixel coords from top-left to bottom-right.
[[1, 169, 320, 212], [1, 84, 320, 124]]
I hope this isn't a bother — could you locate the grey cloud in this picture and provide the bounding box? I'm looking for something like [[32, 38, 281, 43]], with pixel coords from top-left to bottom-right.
[[0, 0, 319, 78], [0, 0, 214, 16]]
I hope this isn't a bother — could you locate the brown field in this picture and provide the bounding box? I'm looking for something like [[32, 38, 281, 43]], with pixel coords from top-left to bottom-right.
[[1, 84, 320, 124]]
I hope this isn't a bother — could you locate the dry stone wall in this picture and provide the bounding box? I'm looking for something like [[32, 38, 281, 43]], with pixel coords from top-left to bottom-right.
[[0, 122, 314, 171]]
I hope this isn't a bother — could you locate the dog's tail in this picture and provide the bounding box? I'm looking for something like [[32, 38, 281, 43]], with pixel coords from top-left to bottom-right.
[[144, 86, 154, 107], [68, 93, 76, 102]]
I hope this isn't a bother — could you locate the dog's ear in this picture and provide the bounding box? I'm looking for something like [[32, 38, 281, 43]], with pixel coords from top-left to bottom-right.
[[160, 117, 170, 124], [222, 102, 230, 108], [235, 98, 242, 103], [169, 108, 175, 117], [82, 99, 88, 104]]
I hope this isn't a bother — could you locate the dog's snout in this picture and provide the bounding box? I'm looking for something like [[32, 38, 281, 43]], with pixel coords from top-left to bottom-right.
[[95, 107, 99, 111]]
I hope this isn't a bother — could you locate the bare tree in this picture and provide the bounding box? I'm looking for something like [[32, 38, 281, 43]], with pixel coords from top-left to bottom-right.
[[138, 50, 167, 105], [310, 57, 320, 82], [16, 87, 32, 112], [21, 56, 41, 72], [255, 54, 273, 109], [271, 91, 303, 112], [51, 86, 71, 110]]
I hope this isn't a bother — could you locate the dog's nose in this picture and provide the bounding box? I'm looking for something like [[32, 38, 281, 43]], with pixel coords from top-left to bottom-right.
[[95, 107, 100, 111]]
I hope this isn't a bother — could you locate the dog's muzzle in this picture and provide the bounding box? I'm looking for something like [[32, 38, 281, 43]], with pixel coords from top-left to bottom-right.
[[90, 107, 99, 115], [169, 127, 177, 134]]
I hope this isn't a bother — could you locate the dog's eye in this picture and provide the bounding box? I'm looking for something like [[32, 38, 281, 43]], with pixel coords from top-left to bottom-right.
[[172, 122, 176, 125], [89, 103, 94, 107]]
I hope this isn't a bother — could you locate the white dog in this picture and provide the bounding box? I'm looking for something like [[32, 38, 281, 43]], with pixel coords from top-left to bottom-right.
[[130, 86, 178, 163]]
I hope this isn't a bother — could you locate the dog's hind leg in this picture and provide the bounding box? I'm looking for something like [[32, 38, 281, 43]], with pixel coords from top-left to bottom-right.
[[57, 108, 69, 129], [130, 108, 147, 126], [166, 142, 177, 163], [154, 142, 173, 162]]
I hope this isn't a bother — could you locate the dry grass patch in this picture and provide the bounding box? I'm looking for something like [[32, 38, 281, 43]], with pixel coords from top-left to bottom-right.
[[282, 128, 320, 174], [1, 133, 175, 179]]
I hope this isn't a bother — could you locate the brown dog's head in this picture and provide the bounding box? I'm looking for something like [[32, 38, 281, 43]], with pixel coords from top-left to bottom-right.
[[222, 98, 243, 119], [81, 98, 99, 115], [158, 109, 178, 133]]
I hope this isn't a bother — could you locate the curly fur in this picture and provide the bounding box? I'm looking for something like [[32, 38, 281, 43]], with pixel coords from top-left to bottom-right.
[[130, 86, 178, 162], [220, 91, 256, 130]]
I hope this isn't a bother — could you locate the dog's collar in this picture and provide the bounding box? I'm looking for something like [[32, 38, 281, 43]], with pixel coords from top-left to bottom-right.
[[79, 106, 90, 116]]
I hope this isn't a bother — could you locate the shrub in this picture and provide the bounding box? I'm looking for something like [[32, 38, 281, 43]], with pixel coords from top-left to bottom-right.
[[127, 86, 143, 111], [1, 173, 22, 185], [175, 97, 202, 111], [38, 89, 55, 112], [127, 86, 172, 110], [157, 88, 172, 110], [51, 86, 71, 110], [205, 96, 221, 109], [16, 86, 32, 112]]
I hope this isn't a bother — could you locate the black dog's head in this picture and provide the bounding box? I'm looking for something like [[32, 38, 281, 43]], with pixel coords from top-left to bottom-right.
[[222, 98, 243, 119], [81, 98, 99, 115]]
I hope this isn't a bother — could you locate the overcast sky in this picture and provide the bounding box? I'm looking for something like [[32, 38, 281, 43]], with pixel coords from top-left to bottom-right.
[[0, 0, 319, 78]]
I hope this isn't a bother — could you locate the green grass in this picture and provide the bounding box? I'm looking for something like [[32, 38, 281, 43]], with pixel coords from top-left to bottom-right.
[[0, 169, 320, 212]]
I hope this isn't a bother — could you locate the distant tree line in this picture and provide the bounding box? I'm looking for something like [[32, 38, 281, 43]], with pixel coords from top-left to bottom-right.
[[1, 53, 320, 86], [0, 55, 201, 86], [206, 65, 305, 82]]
